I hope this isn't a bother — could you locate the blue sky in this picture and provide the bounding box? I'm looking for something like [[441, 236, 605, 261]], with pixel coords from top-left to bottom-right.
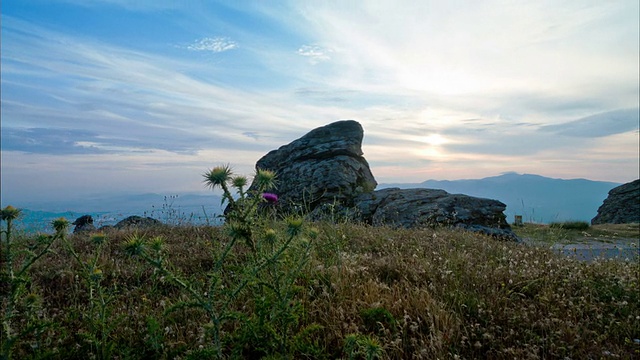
[[1, 0, 639, 204]]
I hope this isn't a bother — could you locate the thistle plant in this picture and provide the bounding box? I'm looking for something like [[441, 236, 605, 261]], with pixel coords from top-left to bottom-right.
[[343, 333, 385, 360], [1, 210, 66, 360], [124, 165, 315, 358], [203, 165, 277, 251], [61, 232, 119, 360]]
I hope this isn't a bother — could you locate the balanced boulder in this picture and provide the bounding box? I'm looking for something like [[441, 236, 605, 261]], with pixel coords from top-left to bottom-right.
[[591, 179, 640, 224], [251, 120, 377, 213]]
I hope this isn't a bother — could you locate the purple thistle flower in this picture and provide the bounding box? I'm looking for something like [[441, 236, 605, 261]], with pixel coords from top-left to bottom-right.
[[262, 192, 278, 204]]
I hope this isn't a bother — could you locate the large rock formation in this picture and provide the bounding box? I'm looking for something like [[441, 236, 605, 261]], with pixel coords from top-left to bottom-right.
[[72, 215, 96, 233], [251, 120, 377, 213], [355, 188, 518, 240], [591, 179, 640, 224], [250, 120, 518, 240]]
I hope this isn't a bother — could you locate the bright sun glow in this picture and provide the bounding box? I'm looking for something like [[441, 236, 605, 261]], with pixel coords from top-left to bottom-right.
[[412, 133, 451, 160], [420, 133, 448, 146]]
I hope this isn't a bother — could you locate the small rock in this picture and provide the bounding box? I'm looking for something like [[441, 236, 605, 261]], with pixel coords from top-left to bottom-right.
[[72, 215, 96, 233], [115, 216, 162, 230]]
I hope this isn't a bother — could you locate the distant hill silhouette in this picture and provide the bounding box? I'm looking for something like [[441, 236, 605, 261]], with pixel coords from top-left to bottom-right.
[[4, 193, 224, 233], [380, 172, 620, 224]]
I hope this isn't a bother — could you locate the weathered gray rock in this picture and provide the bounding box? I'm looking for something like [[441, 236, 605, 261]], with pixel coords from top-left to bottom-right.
[[72, 215, 96, 233], [251, 120, 377, 213], [115, 216, 162, 229], [354, 188, 519, 241], [591, 179, 640, 224], [247, 120, 516, 240]]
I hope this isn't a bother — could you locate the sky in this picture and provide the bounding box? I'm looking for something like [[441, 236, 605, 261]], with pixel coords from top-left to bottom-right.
[[1, 0, 639, 205]]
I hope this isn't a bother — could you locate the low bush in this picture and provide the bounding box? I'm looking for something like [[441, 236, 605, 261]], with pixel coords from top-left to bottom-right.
[[549, 221, 591, 231]]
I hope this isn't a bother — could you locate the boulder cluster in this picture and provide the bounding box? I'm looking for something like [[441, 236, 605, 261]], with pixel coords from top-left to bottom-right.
[[591, 179, 640, 225], [249, 120, 518, 241], [73, 120, 525, 240]]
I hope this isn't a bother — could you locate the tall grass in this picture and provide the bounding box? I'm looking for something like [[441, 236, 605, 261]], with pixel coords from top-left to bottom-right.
[[2, 165, 638, 358], [2, 219, 637, 358]]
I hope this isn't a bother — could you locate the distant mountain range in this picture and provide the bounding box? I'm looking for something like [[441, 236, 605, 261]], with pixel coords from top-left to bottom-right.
[[4, 193, 224, 233], [379, 172, 620, 224]]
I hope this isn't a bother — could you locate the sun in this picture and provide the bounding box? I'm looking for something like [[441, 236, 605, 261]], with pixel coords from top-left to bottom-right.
[[420, 133, 448, 147], [412, 133, 451, 160]]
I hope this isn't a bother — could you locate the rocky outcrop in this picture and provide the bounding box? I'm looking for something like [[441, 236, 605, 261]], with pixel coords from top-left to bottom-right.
[[355, 188, 518, 240], [250, 120, 377, 213], [591, 179, 640, 224], [249, 120, 517, 240], [72, 215, 96, 233], [114, 216, 162, 229]]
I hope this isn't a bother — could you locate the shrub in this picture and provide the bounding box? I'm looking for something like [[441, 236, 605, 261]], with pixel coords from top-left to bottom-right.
[[549, 221, 590, 230]]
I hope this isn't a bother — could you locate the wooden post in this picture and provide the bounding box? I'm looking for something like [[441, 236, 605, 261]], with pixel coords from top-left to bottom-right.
[[514, 215, 523, 226]]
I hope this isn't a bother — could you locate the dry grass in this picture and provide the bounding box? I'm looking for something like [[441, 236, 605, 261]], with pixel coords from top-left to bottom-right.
[[514, 222, 640, 244], [2, 222, 639, 359]]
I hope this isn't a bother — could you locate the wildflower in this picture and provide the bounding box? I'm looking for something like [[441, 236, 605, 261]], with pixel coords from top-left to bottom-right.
[[90, 233, 107, 245], [150, 236, 164, 252], [254, 168, 277, 190], [264, 228, 277, 245], [286, 217, 304, 236], [123, 234, 146, 256], [52, 218, 70, 233], [203, 164, 233, 189], [0, 205, 21, 221], [308, 227, 319, 240], [91, 268, 103, 281], [262, 192, 278, 203], [232, 176, 247, 189]]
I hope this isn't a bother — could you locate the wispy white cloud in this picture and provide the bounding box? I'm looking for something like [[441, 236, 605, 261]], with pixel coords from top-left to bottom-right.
[[297, 44, 333, 64], [1, 0, 639, 205], [540, 108, 640, 138], [186, 37, 238, 52]]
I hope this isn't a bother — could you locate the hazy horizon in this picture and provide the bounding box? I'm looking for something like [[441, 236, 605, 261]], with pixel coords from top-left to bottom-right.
[[0, 171, 621, 207], [2, 1, 639, 204]]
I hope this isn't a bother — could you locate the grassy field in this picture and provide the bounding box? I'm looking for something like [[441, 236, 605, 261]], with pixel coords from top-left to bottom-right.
[[2, 216, 639, 359], [513, 222, 640, 244]]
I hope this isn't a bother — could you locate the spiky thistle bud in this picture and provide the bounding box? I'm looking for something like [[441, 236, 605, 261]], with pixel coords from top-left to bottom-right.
[[286, 217, 304, 236], [232, 176, 247, 189], [123, 233, 146, 256], [52, 218, 70, 233], [90, 233, 107, 245], [254, 169, 277, 191], [203, 164, 233, 189], [0, 205, 21, 221]]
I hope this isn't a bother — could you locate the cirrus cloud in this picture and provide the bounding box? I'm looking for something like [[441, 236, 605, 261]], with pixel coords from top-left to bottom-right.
[[186, 37, 238, 52], [297, 44, 333, 64]]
